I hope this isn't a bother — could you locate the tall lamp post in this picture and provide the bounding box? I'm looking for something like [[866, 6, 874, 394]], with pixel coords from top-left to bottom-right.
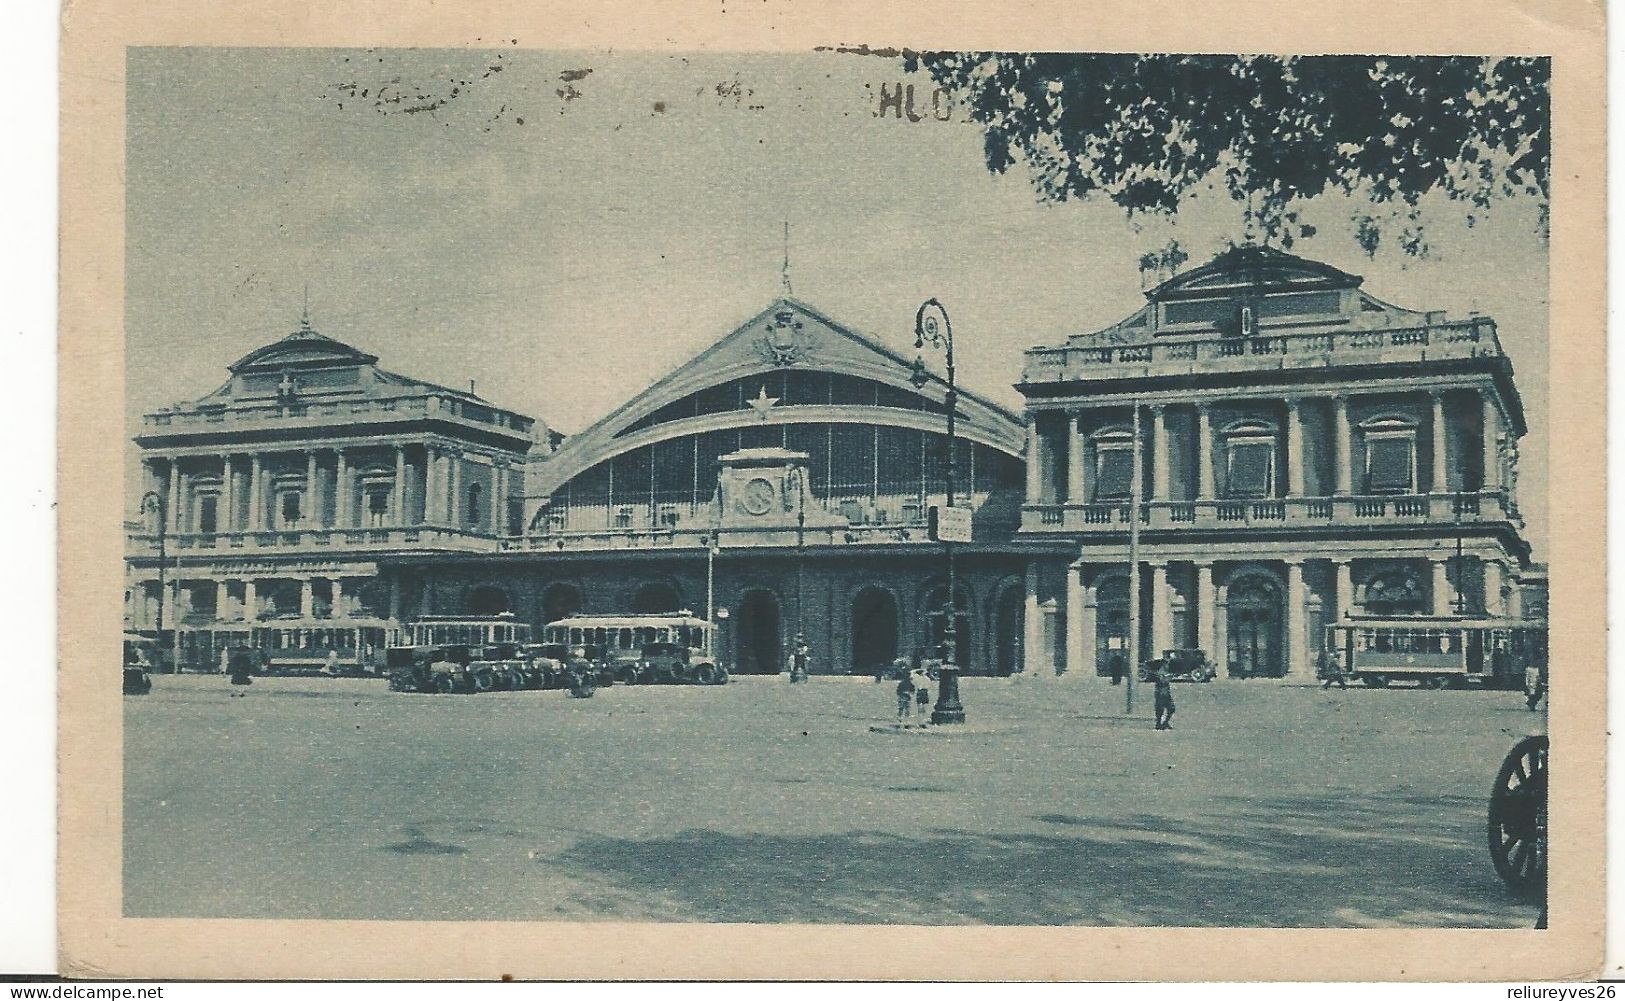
[[140, 490, 171, 671], [910, 298, 965, 724]]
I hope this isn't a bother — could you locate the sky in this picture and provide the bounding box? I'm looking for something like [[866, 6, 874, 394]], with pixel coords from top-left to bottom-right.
[[126, 48, 1551, 555]]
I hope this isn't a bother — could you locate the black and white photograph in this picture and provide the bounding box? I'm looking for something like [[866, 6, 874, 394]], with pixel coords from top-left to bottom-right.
[[51, 1, 1608, 981]]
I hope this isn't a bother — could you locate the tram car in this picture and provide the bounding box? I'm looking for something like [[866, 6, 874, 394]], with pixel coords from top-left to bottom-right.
[[1324, 617, 1547, 689], [541, 612, 727, 686], [386, 613, 538, 693]]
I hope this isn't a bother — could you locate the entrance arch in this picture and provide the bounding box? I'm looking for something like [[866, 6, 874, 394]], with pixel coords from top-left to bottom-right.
[[632, 581, 681, 614], [851, 587, 899, 676], [993, 583, 1023, 677], [541, 582, 582, 624], [467, 585, 510, 615], [735, 589, 782, 675], [1094, 575, 1129, 677], [1227, 573, 1284, 678]]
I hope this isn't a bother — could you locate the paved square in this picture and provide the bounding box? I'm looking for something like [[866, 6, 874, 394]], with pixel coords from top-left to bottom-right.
[[124, 674, 1543, 926]]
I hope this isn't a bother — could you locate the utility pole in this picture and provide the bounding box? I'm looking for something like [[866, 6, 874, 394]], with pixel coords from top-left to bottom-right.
[[1127, 399, 1142, 714]]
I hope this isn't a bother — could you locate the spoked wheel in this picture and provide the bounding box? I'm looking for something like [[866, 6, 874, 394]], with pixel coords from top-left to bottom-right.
[[693, 663, 717, 686], [432, 674, 456, 694], [471, 670, 495, 693], [616, 667, 640, 686], [1489, 735, 1548, 899]]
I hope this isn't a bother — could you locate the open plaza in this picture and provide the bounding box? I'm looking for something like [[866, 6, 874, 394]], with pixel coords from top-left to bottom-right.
[[124, 674, 1543, 927]]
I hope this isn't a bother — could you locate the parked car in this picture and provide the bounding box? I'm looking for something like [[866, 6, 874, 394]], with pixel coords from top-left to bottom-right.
[[1138, 648, 1218, 683]]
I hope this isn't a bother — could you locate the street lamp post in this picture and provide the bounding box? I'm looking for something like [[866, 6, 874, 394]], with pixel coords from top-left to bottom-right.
[[140, 490, 172, 672], [911, 298, 965, 725]]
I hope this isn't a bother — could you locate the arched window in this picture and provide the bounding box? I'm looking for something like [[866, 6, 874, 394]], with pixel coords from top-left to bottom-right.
[[466, 482, 482, 526], [1361, 415, 1419, 494], [1221, 419, 1277, 499], [1090, 427, 1134, 501]]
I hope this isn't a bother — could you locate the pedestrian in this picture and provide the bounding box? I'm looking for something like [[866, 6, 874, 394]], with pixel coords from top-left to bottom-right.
[[896, 669, 916, 721], [1319, 647, 1347, 689], [1153, 668, 1176, 730], [325, 647, 341, 677], [1524, 661, 1544, 711], [915, 670, 931, 716], [218, 645, 230, 676], [1109, 651, 1125, 686], [227, 645, 254, 693]]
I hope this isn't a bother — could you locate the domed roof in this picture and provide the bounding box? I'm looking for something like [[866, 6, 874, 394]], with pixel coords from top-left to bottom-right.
[[225, 320, 379, 374], [1144, 245, 1364, 302]]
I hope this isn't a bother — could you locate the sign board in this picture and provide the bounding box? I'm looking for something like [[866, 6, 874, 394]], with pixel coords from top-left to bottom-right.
[[928, 504, 973, 543]]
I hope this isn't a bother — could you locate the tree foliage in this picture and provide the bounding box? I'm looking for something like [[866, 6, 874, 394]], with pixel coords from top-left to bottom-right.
[[905, 53, 1549, 256]]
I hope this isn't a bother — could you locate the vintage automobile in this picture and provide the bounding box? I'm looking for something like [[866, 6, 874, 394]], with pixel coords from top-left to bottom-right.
[[1137, 649, 1218, 683], [122, 632, 155, 695], [1489, 733, 1547, 916], [386, 614, 533, 694], [639, 641, 729, 686], [542, 613, 721, 688]]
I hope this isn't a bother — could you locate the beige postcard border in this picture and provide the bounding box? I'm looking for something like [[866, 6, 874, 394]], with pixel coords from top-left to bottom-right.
[[58, 0, 1606, 981]]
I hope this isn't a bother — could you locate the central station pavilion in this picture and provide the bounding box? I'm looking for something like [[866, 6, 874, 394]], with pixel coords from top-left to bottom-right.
[[125, 246, 1546, 678]]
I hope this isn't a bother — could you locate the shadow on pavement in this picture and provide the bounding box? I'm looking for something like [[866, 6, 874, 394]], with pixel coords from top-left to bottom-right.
[[546, 791, 1535, 927]]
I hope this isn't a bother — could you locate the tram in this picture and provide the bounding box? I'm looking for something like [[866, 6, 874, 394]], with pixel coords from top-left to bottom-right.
[[173, 620, 397, 675], [1324, 617, 1547, 689], [542, 611, 724, 685]]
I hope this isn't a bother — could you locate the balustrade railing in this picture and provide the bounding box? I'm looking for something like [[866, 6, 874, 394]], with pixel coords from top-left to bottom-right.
[[1021, 317, 1502, 383], [1022, 490, 1507, 532], [142, 392, 533, 435], [132, 525, 498, 555]]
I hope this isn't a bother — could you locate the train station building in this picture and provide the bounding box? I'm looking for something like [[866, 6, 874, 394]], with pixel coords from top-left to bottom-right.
[[125, 246, 1547, 678]]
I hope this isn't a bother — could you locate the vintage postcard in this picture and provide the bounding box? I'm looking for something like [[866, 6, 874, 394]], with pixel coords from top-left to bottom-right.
[[58, 0, 1606, 981]]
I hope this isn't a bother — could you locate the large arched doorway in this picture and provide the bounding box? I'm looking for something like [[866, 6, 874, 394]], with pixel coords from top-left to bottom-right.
[[993, 584, 1023, 677], [1094, 576, 1129, 677], [851, 587, 899, 676], [735, 589, 781, 675], [1227, 574, 1284, 678], [920, 584, 972, 670], [541, 582, 582, 625], [632, 581, 681, 614], [467, 585, 510, 615]]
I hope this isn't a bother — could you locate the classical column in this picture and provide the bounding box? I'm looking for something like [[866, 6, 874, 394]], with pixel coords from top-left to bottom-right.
[[492, 463, 507, 534], [1335, 560, 1355, 621], [1150, 405, 1169, 500], [1150, 561, 1173, 656], [1284, 560, 1307, 678], [1024, 418, 1042, 503], [1196, 403, 1214, 500], [1332, 396, 1352, 495], [335, 449, 350, 529], [244, 579, 258, 622], [1481, 391, 1501, 491], [306, 450, 319, 527], [1079, 578, 1097, 679], [1430, 559, 1455, 616], [166, 459, 181, 534], [1285, 399, 1305, 497], [330, 578, 345, 620], [1213, 582, 1229, 679], [248, 454, 263, 532], [1431, 391, 1450, 493], [223, 455, 237, 533], [1195, 561, 1215, 660], [1023, 562, 1044, 676], [1483, 559, 1505, 616], [424, 447, 442, 524], [300, 579, 315, 619], [1507, 579, 1523, 620], [1064, 560, 1085, 678], [388, 576, 403, 622], [448, 452, 463, 526], [1066, 412, 1085, 503], [393, 445, 408, 527]]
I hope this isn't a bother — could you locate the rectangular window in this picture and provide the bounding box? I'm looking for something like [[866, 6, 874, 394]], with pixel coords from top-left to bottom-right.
[[198, 495, 218, 534], [1366, 436, 1416, 493], [280, 491, 302, 527], [1226, 441, 1274, 498], [1093, 446, 1133, 500]]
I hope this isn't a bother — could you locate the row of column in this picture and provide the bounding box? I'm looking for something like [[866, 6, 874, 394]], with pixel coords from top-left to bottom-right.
[[134, 575, 404, 625], [1040, 555, 1514, 679], [147, 444, 514, 534], [1024, 388, 1503, 502]]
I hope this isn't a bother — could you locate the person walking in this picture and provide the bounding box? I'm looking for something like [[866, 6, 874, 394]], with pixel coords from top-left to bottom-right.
[[1109, 651, 1126, 686], [227, 644, 254, 694], [1153, 668, 1176, 730], [1319, 647, 1347, 689], [896, 670, 916, 722]]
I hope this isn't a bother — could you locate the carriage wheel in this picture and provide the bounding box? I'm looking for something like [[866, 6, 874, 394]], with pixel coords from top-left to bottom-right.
[[471, 670, 495, 693], [432, 674, 455, 694], [693, 663, 717, 686], [617, 667, 640, 686], [1488, 734, 1548, 899]]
